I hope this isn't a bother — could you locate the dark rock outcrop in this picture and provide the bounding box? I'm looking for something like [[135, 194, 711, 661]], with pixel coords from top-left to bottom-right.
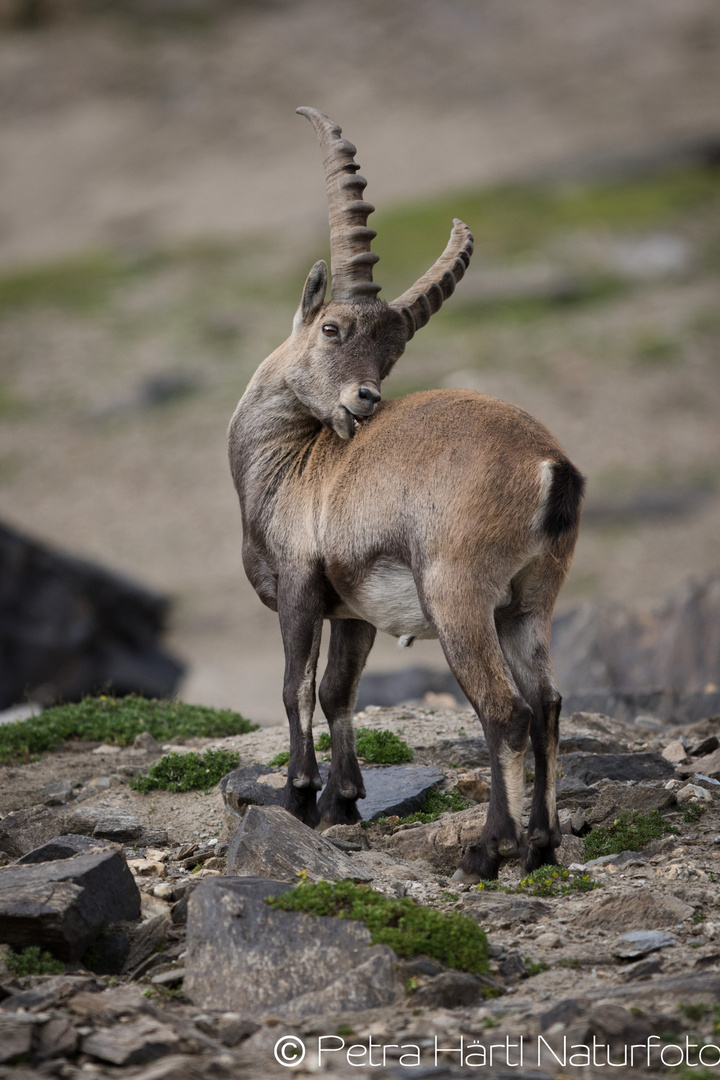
[[0, 520, 184, 709]]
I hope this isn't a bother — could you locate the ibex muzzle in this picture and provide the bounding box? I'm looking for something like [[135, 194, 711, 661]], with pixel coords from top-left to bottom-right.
[[228, 108, 585, 881]]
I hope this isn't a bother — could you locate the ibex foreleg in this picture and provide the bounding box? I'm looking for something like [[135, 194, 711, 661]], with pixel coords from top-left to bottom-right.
[[316, 618, 376, 828], [278, 572, 324, 826]]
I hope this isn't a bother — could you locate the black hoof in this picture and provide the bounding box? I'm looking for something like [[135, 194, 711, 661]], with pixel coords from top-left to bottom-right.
[[282, 781, 320, 827], [524, 843, 559, 873], [316, 788, 362, 828]]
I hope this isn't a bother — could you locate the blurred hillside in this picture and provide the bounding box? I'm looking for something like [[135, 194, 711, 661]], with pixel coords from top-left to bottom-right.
[[1, 0, 719, 720]]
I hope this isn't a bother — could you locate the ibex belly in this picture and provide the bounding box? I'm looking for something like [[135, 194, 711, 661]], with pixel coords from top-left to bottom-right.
[[336, 558, 437, 643]]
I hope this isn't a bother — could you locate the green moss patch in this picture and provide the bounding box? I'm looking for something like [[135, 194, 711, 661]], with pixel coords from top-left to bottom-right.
[[266, 880, 488, 974], [5, 946, 64, 976], [0, 696, 257, 764], [130, 748, 240, 793], [582, 810, 674, 861], [355, 728, 413, 764], [268, 751, 290, 767]]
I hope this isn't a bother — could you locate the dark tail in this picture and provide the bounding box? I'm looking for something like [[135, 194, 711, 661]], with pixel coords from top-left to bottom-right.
[[543, 458, 586, 537]]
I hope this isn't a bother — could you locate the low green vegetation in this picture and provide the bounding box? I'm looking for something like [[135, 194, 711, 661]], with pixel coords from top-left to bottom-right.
[[315, 732, 332, 752], [4, 946, 64, 976], [355, 728, 413, 764], [266, 879, 489, 974], [0, 696, 257, 764], [130, 748, 240, 793], [582, 810, 673, 861], [477, 866, 599, 898], [394, 788, 469, 826], [683, 803, 707, 823], [268, 751, 291, 767], [374, 164, 720, 287], [525, 958, 550, 975]]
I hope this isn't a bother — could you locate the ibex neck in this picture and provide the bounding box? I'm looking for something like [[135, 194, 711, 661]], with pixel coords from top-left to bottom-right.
[[229, 351, 321, 508]]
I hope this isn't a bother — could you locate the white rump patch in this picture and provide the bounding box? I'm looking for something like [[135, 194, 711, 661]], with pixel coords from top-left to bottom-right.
[[532, 459, 554, 533]]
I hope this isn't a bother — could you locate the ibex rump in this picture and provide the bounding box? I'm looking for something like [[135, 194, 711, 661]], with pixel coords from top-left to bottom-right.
[[228, 108, 584, 881]]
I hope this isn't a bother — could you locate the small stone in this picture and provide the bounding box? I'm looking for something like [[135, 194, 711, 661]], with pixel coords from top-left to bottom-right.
[[41, 779, 74, 806], [678, 748, 720, 779], [35, 1016, 79, 1059], [87, 776, 112, 790], [676, 783, 712, 804], [134, 732, 161, 753], [0, 805, 65, 859], [455, 771, 490, 803], [153, 882, 176, 900], [535, 932, 562, 948], [66, 805, 143, 841], [662, 739, 688, 764], [82, 1017, 180, 1067], [691, 735, 720, 757], [385, 806, 485, 871], [0, 1014, 37, 1064], [620, 957, 664, 980], [92, 744, 122, 755], [410, 969, 491, 1008], [15, 833, 113, 865], [614, 930, 677, 958], [588, 1003, 630, 1036], [128, 858, 166, 877], [151, 967, 185, 987]]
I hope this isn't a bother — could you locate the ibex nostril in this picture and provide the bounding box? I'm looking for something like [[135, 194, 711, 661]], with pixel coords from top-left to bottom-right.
[[358, 386, 381, 404]]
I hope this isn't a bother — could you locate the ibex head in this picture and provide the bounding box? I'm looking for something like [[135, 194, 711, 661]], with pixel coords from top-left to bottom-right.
[[288, 107, 474, 441]]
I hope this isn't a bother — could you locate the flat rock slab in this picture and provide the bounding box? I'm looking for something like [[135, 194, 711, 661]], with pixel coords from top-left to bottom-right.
[[559, 752, 675, 785], [0, 849, 141, 959], [82, 1017, 179, 1067], [0, 805, 66, 859], [585, 781, 677, 825], [15, 834, 113, 865], [678, 747, 720, 779], [614, 930, 677, 958], [221, 763, 444, 822], [358, 765, 445, 820], [184, 876, 399, 1019], [65, 805, 167, 845], [578, 887, 694, 931], [383, 806, 485, 871], [431, 737, 489, 768], [227, 805, 372, 882]]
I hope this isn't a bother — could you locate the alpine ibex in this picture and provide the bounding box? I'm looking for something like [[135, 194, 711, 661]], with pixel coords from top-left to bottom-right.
[[228, 107, 584, 881]]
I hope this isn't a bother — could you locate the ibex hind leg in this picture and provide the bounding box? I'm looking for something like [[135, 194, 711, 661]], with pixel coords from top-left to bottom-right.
[[495, 557, 568, 872], [421, 570, 532, 882], [316, 619, 376, 829]]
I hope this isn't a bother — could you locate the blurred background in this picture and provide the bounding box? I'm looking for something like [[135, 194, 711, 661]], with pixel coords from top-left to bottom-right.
[[1, 0, 719, 722]]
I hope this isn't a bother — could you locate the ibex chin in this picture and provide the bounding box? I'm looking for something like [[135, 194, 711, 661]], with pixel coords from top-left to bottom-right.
[[228, 107, 585, 881]]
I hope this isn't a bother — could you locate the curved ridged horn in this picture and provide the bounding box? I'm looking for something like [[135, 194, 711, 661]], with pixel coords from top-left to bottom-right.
[[389, 219, 474, 340], [297, 107, 381, 303]]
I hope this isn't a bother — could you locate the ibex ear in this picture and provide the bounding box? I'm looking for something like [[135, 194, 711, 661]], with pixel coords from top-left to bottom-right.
[[297, 260, 328, 325]]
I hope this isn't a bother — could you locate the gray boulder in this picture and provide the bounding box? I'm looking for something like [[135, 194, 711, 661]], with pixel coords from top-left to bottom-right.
[[0, 849, 141, 960], [184, 876, 400, 1019], [227, 805, 371, 882]]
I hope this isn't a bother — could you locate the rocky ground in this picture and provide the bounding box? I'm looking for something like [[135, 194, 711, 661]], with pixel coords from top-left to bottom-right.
[[1, 700, 719, 1078]]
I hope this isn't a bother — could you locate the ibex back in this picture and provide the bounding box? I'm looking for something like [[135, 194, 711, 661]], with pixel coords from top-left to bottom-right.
[[228, 108, 585, 881]]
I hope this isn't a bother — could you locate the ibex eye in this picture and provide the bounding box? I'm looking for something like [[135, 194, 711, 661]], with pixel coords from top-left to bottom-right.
[[322, 324, 339, 337]]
